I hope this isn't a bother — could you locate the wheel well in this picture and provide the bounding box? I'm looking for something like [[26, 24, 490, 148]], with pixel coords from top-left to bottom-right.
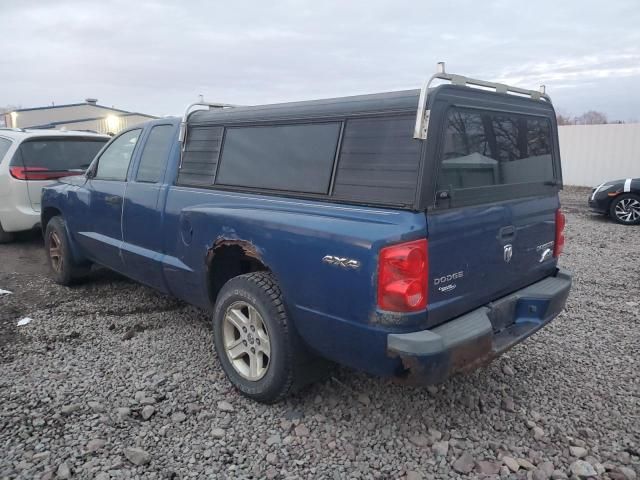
[[207, 243, 268, 306], [41, 207, 62, 231]]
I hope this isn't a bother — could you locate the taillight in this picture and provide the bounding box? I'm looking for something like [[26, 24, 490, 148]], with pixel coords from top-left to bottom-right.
[[9, 166, 79, 181], [553, 209, 566, 258], [377, 238, 428, 312]]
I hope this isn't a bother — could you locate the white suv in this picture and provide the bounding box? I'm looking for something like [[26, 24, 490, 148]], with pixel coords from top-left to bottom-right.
[[0, 128, 109, 242]]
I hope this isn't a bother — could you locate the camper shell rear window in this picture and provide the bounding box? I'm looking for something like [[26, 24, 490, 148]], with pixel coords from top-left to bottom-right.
[[433, 106, 558, 208]]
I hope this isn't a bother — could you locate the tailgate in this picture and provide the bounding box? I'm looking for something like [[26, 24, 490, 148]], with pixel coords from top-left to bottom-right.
[[427, 195, 559, 326], [425, 105, 562, 327]]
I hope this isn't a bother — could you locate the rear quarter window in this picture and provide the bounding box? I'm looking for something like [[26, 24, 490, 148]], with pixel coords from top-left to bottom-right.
[[331, 115, 421, 206], [0, 138, 12, 163]]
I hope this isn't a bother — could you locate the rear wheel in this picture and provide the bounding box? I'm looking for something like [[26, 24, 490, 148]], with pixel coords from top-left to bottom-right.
[[0, 222, 15, 244], [212, 272, 325, 403], [610, 193, 640, 225], [45, 216, 90, 285]]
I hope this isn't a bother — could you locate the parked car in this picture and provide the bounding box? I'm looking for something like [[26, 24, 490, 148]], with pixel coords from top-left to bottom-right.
[[0, 128, 109, 242], [589, 178, 640, 225], [41, 65, 572, 403]]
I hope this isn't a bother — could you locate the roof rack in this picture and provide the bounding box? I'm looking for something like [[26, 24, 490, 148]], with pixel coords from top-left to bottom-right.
[[413, 62, 552, 139], [178, 101, 238, 144], [0, 127, 26, 132]]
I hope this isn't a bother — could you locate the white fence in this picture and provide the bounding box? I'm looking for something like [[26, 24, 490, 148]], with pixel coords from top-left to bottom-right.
[[559, 123, 640, 187]]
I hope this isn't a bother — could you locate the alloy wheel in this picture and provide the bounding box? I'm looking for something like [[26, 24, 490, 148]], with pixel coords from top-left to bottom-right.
[[614, 198, 640, 223], [222, 301, 271, 380], [49, 231, 64, 273]]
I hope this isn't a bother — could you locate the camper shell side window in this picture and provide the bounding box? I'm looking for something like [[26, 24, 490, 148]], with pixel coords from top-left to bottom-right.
[[177, 113, 422, 208]]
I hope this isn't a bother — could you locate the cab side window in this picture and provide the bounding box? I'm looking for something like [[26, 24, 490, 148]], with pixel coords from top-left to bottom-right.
[[136, 125, 174, 183], [95, 129, 141, 181]]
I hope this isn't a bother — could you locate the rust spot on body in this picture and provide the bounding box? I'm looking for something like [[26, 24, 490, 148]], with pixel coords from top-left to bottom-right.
[[389, 333, 495, 385], [448, 334, 493, 373], [206, 236, 262, 266], [215, 237, 260, 259]]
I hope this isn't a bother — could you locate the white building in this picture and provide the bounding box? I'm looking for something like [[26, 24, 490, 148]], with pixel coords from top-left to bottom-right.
[[2, 99, 156, 135]]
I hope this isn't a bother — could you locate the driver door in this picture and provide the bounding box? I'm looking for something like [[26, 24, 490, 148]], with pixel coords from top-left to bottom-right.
[[79, 129, 142, 270]]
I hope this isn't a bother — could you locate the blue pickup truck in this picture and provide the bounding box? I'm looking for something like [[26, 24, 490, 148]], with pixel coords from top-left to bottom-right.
[[41, 66, 571, 403]]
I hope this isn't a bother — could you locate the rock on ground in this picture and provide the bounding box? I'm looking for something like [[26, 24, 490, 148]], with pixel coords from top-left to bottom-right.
[[0, 187, 638, 479], [124, 447, 152, 466]]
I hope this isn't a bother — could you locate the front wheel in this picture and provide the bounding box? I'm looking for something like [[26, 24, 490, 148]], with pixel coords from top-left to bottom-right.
[[212, 272, 321, 403], [44, 216, 90, 285], [610, 193, 640, 225]]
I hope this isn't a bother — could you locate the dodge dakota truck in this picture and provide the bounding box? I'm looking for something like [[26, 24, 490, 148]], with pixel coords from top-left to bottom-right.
[[41, 64, 572, 403]]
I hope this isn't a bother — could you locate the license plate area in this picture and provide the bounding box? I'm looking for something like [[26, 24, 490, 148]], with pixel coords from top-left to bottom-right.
[[487, 296, 517, 333], [488, 295, 550, 333]]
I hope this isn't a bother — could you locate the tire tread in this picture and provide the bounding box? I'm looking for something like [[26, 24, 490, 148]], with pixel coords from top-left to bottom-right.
[[213, 271, 327, 403]]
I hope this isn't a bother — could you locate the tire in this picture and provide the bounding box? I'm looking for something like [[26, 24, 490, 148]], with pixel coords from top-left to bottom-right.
[[44, 216, 90, 285], [609, 193, 640, 225], [0, 221, 15, 244], [212, 272, 322, 403]]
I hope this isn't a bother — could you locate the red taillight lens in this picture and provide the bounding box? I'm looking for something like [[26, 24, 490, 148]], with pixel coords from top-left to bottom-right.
[[377, 238, 428, 312], [554, 209, 566, 258], [9, 166, 80, 181]]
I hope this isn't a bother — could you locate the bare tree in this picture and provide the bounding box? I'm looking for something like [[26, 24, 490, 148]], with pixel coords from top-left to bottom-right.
[[575, 110, 608, 125], [556, 114, 575, 125]]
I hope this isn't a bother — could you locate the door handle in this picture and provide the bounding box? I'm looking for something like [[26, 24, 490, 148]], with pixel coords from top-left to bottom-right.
[[498, 225, 516, 241], [105, 195, 122, 206]]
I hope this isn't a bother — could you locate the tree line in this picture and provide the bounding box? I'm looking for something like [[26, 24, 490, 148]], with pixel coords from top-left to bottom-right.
[[556, 110, 629, 125]]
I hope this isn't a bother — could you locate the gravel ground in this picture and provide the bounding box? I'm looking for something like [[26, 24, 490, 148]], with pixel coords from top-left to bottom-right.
[[0, 188, 638, 480]]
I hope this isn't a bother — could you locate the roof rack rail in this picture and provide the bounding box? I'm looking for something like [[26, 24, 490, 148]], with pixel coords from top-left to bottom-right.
[[413, 62, 551, 139], [178, 101, 238, 144], [0, 127, 26, 132]]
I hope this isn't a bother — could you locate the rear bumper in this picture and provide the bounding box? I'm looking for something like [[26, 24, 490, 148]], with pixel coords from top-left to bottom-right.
[[0, 204, 40, 232], [0, 178, 40, 232], [387, 268, 572, 384]]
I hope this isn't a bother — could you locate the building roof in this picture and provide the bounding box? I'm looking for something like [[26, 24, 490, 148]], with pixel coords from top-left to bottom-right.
[[27, 112, 156, 129], [11, 102, 154, 117], [0, 128, 109, 140]]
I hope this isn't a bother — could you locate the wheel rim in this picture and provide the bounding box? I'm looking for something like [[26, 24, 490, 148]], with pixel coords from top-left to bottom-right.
[[222, 301, 271, 381], [615, 198, 640, 223], [49, 231, 64, 272]]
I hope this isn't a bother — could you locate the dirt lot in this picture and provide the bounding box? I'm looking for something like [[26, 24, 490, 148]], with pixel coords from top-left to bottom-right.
[[0, 188, 638, 480]]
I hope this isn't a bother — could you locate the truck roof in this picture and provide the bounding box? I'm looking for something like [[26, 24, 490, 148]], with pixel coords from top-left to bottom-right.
[[188, 89, 421, 125], [187, 84, 555, 127]]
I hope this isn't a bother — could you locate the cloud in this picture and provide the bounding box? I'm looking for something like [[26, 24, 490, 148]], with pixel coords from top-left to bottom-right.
[[1, 0, 639, 120]]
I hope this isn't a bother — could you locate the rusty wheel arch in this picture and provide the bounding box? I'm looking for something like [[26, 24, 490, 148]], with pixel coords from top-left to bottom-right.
[[206, 237, 269, 307]]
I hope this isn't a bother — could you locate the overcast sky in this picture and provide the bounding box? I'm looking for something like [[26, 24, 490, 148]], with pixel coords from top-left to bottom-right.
[[2, 0, 639, 121]]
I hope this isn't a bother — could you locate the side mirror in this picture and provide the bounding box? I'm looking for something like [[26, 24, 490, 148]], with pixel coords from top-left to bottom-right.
[[86, 165, 96, 179]]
